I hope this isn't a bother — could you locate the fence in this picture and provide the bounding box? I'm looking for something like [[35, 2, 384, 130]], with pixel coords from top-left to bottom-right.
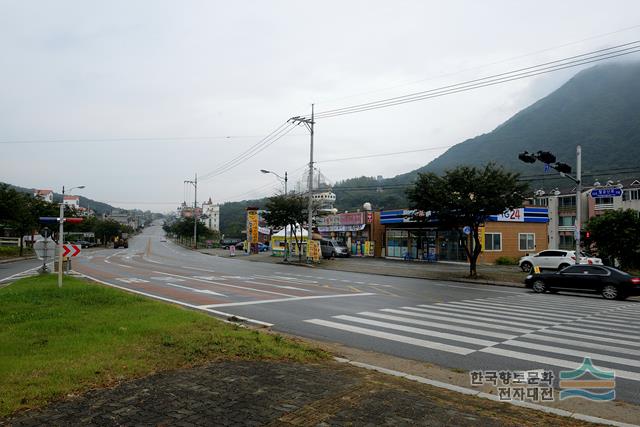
[[0, 237, 20, 247]]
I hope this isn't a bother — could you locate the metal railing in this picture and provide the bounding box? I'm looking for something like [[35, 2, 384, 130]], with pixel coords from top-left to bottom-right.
[[0, 237, 20, 247]]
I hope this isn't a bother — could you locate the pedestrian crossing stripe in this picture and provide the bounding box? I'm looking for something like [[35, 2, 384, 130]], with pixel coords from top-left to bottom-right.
[[304, 293, 640, 382]]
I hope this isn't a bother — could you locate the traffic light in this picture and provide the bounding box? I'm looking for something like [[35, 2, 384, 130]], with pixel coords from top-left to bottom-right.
[[536, 151, 556, 164], [518, 151, 537, 163], [554, 162, 572, 174]]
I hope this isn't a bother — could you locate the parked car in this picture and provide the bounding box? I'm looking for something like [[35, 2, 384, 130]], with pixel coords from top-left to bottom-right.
[[258, 242, 270, 252], [519, 250, 602, 272], [160, 237, 167, 242], [320, 239, 350, 259], [524, 265, 640, 300], [235, 241, 244, 250], [73, 240, 93, 248]]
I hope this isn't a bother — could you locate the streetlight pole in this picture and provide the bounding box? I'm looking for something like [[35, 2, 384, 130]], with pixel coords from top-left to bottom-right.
[[58, 185, 85, 287], [289, 104, 315, 261], [185, 174, 198, 249], [260, 169, 289, 261]]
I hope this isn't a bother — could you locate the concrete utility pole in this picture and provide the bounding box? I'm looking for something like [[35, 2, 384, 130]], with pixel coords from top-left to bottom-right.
[[575, 145, 582, 264], [289, 105, 315, 261], [185, 174, 198, 249]]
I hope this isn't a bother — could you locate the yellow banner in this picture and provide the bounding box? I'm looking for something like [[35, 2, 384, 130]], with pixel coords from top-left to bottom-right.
[[479, 226, 485, 252], [247, 210, 259, 243], [309, 240, 321, 262]]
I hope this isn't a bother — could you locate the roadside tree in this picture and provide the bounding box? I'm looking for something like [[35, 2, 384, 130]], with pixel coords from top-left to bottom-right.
[[585, 209, 640, 270], [406, 164, 528, 278], [263, 193, 307, 262]]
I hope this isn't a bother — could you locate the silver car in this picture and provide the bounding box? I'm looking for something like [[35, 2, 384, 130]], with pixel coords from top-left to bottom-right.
[[519, 250, 602, 272]]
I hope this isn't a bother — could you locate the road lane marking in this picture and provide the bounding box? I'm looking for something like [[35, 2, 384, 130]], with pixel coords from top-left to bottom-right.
[[244, 280, 312, 292], [499, 339, 640, 368], [304, 319, 475, 355], [403, 306, 556, 327], [183, 266, 216, 273], [150, 276, 185, 282], [551, 325, 640, 340], [0, 264, 46, 283], [163, 282, 226, 297], [144, 258, 163, 264], [201, 292, 376, 308], [479, 347, 640, 382], [359, 312, 516, 340], [114, 263, 133, 269], [152, 271, 297, 297], [540, 329, 640, 348], [421, 305, 558, 325], [116, 278, 150, 284], [76, 272, 273, 327], [381, 308, 533, 333], [521, 334, 640, 356], [333, 315, 497, 347], [440, 302, 578, 320]]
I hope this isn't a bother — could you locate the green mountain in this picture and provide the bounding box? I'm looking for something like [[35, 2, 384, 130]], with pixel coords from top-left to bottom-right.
[[220, 61, 640, 237], [3, 183, 119, 215]]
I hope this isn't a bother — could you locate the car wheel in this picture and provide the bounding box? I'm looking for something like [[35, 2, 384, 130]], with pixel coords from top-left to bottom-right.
[[558, 263, 570, 270], [331, 251, 336, 259], [520, 261, 533, 273], [601, 285, 620, 300], [532, 280, 547, 293], [548, 289, 559, 294]]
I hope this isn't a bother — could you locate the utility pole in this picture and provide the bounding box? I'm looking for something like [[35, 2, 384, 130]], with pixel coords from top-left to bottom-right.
[[575, 145, 582, 264], [289, 104, 314, 261], [185, 174, 198, 249]]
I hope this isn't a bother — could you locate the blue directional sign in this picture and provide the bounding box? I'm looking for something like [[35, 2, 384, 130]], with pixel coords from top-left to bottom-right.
[[590, 188, 622, 198]]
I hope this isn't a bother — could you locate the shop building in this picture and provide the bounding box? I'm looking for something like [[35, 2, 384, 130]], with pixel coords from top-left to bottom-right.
[[380, 207, 549, 264], [316, 211, 380, 256]]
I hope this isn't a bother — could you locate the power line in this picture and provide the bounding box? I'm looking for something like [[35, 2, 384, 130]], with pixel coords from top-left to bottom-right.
[[199, 122, 297, 181], [316, 145, 453, 163], [0, 134, 304, 145], [299, 41, 640, 120]]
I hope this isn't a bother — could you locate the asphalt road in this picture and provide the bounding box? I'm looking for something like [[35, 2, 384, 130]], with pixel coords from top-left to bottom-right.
[[8, 224, 640, 405]]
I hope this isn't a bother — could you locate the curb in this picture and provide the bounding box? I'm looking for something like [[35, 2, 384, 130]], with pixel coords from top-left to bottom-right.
[[0, 256, 37, 264], [334, 357, 638, 427]]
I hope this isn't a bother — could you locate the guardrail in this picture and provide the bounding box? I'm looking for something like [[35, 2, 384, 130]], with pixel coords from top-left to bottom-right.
[[0, 237, 20, 247]]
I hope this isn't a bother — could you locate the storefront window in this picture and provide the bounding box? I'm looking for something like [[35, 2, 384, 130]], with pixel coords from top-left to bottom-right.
[[386, 230, 408, 258]]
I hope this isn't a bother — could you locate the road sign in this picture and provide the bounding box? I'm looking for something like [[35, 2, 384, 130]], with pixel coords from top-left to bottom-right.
[[62, 244, 81, 257], [462, 226, 471, 235], [34, 239, 56, 260], [591, 188, 622, 198]]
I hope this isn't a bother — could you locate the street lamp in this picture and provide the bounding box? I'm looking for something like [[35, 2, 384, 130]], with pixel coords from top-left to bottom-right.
[[260, 169, 288, 195], [260, 169, 289, 261], [518, 146, 582, 263], [58, 185, 85, 287]]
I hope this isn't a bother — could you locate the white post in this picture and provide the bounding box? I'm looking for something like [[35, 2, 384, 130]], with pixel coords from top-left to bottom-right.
[[57, 190, 65, 287]]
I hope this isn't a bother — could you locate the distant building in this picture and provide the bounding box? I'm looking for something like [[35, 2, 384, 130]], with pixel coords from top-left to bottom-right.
[[33, 189, 54, 203], [202, 197, 220, 232], [63, 195, 80, 208], [178, 202, 203, 219]]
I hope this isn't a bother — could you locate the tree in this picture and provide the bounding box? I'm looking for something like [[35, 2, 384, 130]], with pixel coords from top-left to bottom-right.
[[263, 193, 307, 262], [407, 164, 528, 278], [585, 209, 640, 270]]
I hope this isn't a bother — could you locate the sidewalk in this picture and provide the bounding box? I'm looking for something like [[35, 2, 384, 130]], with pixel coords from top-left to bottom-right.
[[2, 360, 599, 427], [198, 248, 527, 288]]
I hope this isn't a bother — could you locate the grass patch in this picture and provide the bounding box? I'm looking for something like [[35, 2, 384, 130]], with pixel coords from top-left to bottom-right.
[[0, 246, 33, 259], [494, 256, 519, 266], [0, 275, 328, 417]]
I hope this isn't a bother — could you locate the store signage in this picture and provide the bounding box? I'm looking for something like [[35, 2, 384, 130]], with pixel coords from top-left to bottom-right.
[[246, 209, 259, 243], [496, 208, 525, 222], [317, 212, 364, 226], [318, 224, 366, 232]]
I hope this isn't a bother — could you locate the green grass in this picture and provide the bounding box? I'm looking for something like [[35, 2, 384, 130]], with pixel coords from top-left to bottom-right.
[[0, 246, 33, 259], [0, 275, 328, 417]]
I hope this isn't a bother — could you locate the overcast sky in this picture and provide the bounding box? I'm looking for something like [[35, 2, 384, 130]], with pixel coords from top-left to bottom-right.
[[2, 1, 640, 212]]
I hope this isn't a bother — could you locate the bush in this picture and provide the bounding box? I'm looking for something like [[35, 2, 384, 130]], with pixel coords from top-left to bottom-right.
[[495, 256, 519, 266]]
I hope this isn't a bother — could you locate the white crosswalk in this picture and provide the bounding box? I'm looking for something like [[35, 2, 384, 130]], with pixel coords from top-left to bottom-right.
[[305, 294, 640, 382]]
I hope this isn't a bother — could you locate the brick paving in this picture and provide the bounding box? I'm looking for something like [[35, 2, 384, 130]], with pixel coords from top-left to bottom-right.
[[2, 361, 594, 426]]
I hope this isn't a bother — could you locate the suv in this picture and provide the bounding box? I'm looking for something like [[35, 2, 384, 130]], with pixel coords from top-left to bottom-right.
[[320, 239, 350, 259], [519, 250, 602, 272]]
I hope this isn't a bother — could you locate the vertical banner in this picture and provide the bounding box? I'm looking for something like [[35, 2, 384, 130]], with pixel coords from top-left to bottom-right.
[[246, 208, 259, 253], [478, 226, 485, 252], [309, 240, 321, 262]]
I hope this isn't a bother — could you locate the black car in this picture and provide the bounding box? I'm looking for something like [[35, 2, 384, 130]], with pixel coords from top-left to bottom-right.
[[524, 265, 640, 300]]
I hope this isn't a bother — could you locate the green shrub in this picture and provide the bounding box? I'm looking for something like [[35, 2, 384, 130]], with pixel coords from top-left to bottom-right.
[[495, 256, 519, 266]]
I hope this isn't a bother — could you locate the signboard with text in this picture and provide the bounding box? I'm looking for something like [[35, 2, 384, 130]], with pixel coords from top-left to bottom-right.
[[496, 208, 525, 222], [591, 188, 622, 198]]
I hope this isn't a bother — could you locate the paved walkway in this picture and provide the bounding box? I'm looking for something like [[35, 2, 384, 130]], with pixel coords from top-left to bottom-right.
[[2, 361, 595, 426]]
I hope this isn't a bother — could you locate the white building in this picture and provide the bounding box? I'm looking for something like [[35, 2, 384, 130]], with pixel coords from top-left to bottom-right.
[[63, 195, 80, 208], [202, 197, 220, 232], [33, 189, 54, 203]]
